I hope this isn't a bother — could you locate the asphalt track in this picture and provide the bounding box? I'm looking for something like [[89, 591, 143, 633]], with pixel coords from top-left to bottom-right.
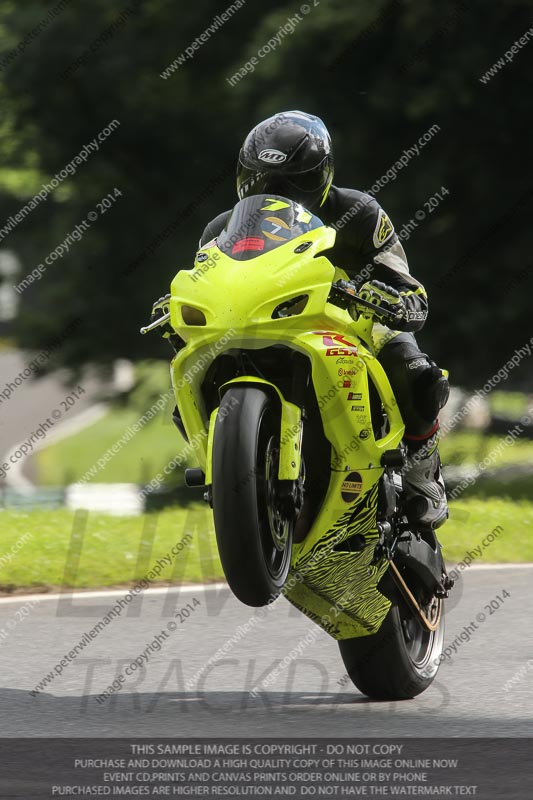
[[0, 566, 531, 737]]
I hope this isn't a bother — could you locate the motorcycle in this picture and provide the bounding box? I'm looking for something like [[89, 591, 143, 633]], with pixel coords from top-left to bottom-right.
[[141, 194, 454, 700]]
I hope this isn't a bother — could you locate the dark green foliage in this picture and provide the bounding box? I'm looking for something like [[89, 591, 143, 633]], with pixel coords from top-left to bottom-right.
[[0, 0, 531, 388]]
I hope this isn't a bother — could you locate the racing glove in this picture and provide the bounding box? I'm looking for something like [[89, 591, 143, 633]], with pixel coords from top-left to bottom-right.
[[357, 280, 407, 327]]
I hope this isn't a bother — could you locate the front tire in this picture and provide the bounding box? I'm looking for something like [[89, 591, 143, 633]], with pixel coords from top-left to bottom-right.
[[338, 592, 444, 699], [212, 387, 294, 606]]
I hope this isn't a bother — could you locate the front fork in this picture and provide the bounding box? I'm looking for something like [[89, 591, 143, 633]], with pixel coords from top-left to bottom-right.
[[204, 376, 303, 485]]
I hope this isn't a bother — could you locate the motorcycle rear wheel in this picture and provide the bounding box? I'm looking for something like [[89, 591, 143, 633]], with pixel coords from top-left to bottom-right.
[[338, 592, 444, 700], [212, 387, 293, 607]]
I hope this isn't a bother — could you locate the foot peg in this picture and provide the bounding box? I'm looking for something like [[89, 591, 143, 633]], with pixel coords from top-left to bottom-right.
[[381, 449, 405, 468], [184, 468, 205, 487]]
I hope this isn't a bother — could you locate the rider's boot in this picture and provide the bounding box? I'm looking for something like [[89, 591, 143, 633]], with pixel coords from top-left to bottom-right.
[[403, 425, 448, 530]]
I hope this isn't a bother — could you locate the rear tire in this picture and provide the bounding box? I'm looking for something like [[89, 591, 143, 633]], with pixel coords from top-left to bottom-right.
[[212, 387, 293, 606], [338, 592, 444, 699]]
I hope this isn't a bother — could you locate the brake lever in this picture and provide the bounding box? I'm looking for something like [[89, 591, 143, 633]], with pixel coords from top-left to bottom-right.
[[139, 312, 171, 335], [351, 295, 399, 321]]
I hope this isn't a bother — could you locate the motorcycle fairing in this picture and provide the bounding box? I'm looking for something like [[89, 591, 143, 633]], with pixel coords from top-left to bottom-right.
[[169, 194, 405, 640]]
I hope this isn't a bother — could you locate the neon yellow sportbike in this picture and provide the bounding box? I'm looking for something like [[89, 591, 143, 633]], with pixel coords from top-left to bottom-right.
[[142, 194, 454, 700]]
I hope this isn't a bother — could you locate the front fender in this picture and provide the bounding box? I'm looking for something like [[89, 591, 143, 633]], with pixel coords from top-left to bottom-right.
[[204, 377, 302, 485]]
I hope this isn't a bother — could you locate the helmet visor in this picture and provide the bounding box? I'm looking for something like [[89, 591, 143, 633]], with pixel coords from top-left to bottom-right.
[[237, 158, 332, 208], [237, 167, 271, 200], [285, 160, 331, 193]]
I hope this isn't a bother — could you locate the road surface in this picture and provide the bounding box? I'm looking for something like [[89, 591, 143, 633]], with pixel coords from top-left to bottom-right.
[[0, 566, 531, 737]]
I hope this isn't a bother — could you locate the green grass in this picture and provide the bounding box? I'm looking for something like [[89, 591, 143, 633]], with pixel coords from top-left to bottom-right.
[[1, 499, 531, 593], [36, 360, 195, 486], [36, 406, 195, 485], [489, 390, 529, 418], [440, 430, 533, 467], [442, 498, 533, 563], [0, 504, 221, 591]]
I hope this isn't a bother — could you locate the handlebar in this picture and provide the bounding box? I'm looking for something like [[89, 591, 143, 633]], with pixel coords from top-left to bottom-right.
[[141, 279, 398, 335], [328, 279, 399, 322]]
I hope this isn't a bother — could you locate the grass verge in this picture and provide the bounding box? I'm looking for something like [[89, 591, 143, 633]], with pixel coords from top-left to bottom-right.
[[0, 498, 531, 594], [35, 360, 195, 486], [0, 504, 220, 592], [442, 498, 533, 563], [440, 430, 533, 467], [37, 421, 533, 487], [36, 407, 192, 486]]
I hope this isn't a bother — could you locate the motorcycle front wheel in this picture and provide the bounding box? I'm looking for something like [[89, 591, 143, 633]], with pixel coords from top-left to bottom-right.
[[212, 386, 294, 607]]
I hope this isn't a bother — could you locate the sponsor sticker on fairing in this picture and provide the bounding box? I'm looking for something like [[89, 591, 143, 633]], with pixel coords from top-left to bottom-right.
[[341, 471, 363, 502]]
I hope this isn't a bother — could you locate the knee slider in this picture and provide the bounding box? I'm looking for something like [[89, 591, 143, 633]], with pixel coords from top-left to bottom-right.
[[412, 362, 450, 423]]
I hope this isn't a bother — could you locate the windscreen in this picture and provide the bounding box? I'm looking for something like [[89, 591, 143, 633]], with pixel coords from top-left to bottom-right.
[[216, 194, 324, 261]]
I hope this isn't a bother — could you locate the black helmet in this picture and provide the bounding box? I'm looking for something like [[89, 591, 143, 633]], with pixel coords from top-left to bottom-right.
[[236, 110, 334, 210]]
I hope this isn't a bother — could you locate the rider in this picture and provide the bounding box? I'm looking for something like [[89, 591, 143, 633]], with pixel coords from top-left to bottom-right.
[[156, 111, 449, 530]]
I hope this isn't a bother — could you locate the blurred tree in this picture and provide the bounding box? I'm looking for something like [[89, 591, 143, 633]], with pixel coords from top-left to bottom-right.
[[0, 0, 531, 388]]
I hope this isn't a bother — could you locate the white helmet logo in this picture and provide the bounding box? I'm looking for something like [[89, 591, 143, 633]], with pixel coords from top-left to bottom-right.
[[259, 149, 287, 164]]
